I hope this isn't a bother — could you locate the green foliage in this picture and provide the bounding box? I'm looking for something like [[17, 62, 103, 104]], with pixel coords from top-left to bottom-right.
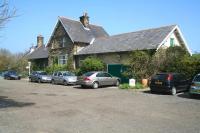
[[45, 64, 67, 74], [79, 56, 105, 74], [66, 56, 74, 71], [125, 50, 151, 80], [124, 46, 200, 81], [119, 83, 145, 89], [119, 83, 130, 89]]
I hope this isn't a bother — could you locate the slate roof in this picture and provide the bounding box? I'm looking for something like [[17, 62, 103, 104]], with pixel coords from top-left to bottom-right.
[[27, 46, 48, 60], [76, 25, 177, 55], [59, 17, 109, 43]]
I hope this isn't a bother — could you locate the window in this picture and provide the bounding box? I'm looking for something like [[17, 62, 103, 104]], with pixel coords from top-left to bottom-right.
[[62, 37, 66, 47], [53, 72, 57, 76], [58, 54, 68, 65], [170, 38, 174, 47], [96, 72, 104, 77], [103, 73, 112, 77], [194, 75, 200, 82], [58, 72, 62, 76]]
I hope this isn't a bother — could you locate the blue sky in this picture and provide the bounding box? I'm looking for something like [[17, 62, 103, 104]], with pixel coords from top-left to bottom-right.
[[0, 0, 199, 53]]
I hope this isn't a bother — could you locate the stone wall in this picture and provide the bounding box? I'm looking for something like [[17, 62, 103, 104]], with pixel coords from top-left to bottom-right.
[[75, 52, 131, 68], [48, 21, 74, 66]]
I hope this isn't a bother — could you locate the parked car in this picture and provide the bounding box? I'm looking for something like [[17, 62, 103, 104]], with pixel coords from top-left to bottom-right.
[[150, 73, 190, 95], [52, 71, 77, 85], [29, 71, 52, 83], [189, 73, 200, 97], [4, 70, 21, 80], [77, 71, 120, 89]]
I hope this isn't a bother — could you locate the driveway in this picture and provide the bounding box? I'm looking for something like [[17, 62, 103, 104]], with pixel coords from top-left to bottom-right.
[[0, 79, 200, 133]]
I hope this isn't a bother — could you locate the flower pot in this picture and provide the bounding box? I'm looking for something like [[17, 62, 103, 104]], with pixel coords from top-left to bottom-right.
[[142, 78, 148, 87]]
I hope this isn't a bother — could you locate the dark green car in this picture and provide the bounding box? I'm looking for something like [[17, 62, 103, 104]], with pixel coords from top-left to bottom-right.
[[189, 74, 200, 97]]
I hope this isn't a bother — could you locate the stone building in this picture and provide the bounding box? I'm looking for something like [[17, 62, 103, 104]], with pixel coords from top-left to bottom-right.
[[28, 13, 192, 72]]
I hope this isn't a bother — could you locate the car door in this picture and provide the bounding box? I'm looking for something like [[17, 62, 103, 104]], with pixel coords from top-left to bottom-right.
[[52, 72, 57, 83], [179, 74, 189, 91], [96, 72, 106, 86], [57, 72, 63, 84], [104, 72, 115, 85], [32, 72, 37, 81]]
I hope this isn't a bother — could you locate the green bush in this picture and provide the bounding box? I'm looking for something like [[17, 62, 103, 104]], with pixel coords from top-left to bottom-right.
[[134, 82, 145, 89], [119, 83, 145, 89], [79, 56, 105, 74], [125, 50, 151, 80], [119, 83, 130, 89], [45, 64, 68, 74]]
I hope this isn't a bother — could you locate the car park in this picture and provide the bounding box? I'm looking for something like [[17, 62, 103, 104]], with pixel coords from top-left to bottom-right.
[[51, 71, 77, 85], [3, 70, 21, 80], [150, 73, 190, 95], [77, 71, 120, 89], [189, 73, 200, 97], [29, 71, 52, 83]]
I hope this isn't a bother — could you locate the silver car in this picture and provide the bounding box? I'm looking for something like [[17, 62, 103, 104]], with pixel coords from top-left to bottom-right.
[[77, 71, 120, 89], [52, 71, 77, 85], [29, 71, 52, 83]]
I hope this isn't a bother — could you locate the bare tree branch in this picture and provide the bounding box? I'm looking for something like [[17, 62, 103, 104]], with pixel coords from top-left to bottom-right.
[[0, 0, 16, 29]]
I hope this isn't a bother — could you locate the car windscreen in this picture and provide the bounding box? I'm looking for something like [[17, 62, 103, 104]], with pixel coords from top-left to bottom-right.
[[84, 72, 94, 77], [63, 72, 75, 76], [152, 74, 168, 80], [193, 75, 200, 82], [38, 72, 47, 75], [9, 71, 17, 75]]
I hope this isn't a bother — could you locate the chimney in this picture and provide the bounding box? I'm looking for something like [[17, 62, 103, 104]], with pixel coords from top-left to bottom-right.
[[37, 35, 44, 48], [80, 12, 89, 27]]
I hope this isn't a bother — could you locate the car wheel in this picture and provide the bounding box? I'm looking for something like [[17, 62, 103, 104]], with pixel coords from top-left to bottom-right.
[[93, 82, 99, 89], [64, 81, 68, 86], [171, 87, 177, 96], [189, 93, 196, 98], [115, 80, 120, 86], [81, 85, 87, 88]]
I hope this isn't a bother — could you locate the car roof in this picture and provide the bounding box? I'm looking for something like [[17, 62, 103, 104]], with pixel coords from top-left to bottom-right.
[[156, 73, 182, 75]]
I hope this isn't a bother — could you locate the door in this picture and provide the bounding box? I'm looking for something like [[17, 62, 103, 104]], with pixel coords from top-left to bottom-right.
[[107, 64, 129, 83], [96, 72, 107, 86], [103, 72, 115, 85], [57, 72, 63, 84]]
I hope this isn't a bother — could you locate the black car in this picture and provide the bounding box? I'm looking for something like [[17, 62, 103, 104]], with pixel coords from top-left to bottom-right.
[[150, 73, 190, 95], [4, 70, 21, 80], [29, 71, 52, 83]]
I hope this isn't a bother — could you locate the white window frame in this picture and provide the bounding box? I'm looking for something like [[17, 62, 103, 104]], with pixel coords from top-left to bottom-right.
[[58, 54, 68, 65]]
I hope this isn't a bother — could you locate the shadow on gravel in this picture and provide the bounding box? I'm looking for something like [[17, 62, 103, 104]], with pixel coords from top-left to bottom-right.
[[73, 86, 111, 89], [177, 93, 200, 100], [143, 90, 169, 95], [0, 96, 35, 109]]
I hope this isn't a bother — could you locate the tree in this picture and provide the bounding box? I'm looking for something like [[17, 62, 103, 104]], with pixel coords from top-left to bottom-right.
[[0, 0, 16, 29], [125, 50, 151, 80], [79, 57, 105, 74]]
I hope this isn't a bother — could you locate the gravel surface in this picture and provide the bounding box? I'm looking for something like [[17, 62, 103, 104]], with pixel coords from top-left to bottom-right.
[[0, 79, 200, 133]]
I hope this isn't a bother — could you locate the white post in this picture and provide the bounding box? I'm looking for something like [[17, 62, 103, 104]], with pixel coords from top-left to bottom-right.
[[28, 62, 31, 75]]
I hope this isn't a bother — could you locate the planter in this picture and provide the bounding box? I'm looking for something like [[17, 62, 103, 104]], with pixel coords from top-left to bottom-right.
[[142, 78, 148, 87]]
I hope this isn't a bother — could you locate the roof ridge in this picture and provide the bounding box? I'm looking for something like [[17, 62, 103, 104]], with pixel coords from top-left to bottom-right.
[[58, 16, 103, 27], [110, 24, 177, 37]]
